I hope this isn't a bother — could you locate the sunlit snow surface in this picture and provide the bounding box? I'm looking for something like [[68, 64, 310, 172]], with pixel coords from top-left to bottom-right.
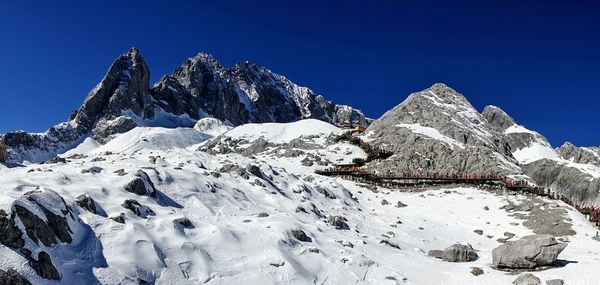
[[0, 120, 598, 284]]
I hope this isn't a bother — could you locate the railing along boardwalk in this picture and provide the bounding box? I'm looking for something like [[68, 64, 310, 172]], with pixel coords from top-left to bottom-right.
[[315, 167, 545, 194]]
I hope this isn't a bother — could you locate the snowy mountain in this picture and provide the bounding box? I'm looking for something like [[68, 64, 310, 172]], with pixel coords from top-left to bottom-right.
[[1, 60, 599, 285], [1, 119, 598, 285], [481, 105, 600, 207], [0, 48, 368, 163], [364, 83, 521, 176]]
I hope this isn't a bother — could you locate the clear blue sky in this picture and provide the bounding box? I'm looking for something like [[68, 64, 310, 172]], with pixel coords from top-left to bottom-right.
[[0, 0, 598, 146]]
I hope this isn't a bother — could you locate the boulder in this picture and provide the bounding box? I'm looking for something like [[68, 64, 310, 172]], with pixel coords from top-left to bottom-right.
[[290, 229, 311, 242], [546, 279, 564, 285], [327, 216, 350, 230], [427, 250, 444, 259], [492, 235, 567, 269], [75, 194, 97, 214], [513, 273, 541, 285], [122, 199, 155, 218], [124, 170, 157, 198], [441, 244, 478, 262]]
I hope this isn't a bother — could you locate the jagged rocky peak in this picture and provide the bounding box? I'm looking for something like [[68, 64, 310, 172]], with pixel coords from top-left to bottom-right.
[[365, 83, 520, 175], [556, 142, 600, 167], [2, 48, 370, 163], [72, 47, 154, 140], [481, 105, 516, 131]]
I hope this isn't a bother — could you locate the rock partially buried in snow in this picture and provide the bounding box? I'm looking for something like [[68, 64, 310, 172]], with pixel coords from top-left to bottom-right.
[[493, 235, 567, 269], [290, 229, 312, 242], [122, 199, 155, 218], [327, 216, 350, 230], [513, 273, 541, 285], [545, 279, 564, 285], [124, 170, 157, 198], [75, 194, 97, 214], [442, 244, 478, 262]]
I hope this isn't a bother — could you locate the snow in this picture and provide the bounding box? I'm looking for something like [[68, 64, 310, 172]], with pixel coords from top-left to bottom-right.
[[396, 123, 465, 149], [224, 119, 342, 145], [1, 123, 598, 284], [504, 124, 537, 135], [512, 141, 561, 164], [193, 118, 232, 138]]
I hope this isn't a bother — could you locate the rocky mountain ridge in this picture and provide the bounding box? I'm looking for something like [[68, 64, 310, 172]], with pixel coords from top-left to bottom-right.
[[0, 48, 369, 162]]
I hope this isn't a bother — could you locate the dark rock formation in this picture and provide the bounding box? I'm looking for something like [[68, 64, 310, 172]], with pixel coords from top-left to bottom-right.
[[122, 199, 155, 218], [2, 48, 368, 163], [124, 170, 157, 198], [0, 209, 25, 248], [290, 229, 311, 242], [28, 251, 60, 280], [0, 269, 32, 285], [75, 194, 97, 214]]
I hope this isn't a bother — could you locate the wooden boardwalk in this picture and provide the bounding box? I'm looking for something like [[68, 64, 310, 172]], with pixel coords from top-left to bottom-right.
[[315, 167, 544, 193]]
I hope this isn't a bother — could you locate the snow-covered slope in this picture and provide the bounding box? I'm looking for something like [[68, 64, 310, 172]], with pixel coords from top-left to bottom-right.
[[0, 121, 597, 284], [482, 105, 600, 207]]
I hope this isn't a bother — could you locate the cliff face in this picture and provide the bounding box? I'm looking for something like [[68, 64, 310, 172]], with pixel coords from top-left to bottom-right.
[[1, 48, 369, 162], [365, 83, 520, 176]]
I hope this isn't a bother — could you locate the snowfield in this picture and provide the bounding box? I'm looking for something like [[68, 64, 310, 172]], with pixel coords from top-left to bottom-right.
[[0, 120, 599, 284]]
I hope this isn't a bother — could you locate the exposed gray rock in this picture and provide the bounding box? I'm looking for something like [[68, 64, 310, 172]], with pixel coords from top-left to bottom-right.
[[470, 267, 484, 276], [546, 279, 564, 285], [522, 159, 600, 208], [441, 244, 478, 262], [492, 235, 567, 269], [428, 250, 443, 259], [556, 142, 600, 167], [513, 273, 541, 285], [365, 83, 520, 176], [0, 269, 32, 285]]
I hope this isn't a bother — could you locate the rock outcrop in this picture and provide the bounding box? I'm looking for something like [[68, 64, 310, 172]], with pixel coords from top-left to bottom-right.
[[556, 142, 600, 167], [365, 83, 520, 175], [492, 235, 567, 269], [482, 105, 600, 208]]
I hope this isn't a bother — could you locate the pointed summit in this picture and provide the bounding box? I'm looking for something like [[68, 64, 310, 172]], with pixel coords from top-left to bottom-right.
[[481, 105, 516, 132], [71, 48, 153, 139]]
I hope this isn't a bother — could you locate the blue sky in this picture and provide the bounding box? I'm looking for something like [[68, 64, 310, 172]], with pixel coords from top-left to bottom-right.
[[0, 0, 598, 146]]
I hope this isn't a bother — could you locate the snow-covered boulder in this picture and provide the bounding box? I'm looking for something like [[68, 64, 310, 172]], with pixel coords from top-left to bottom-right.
[[193, 117, 232, 137]]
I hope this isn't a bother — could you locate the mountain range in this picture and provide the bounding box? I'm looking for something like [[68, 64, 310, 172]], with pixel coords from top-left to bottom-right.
[[0, 48, 598, 284]]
